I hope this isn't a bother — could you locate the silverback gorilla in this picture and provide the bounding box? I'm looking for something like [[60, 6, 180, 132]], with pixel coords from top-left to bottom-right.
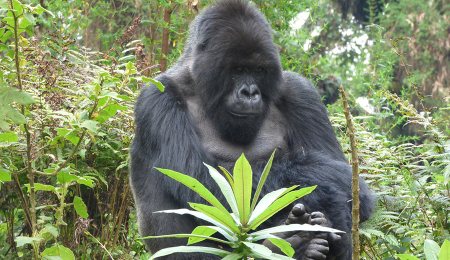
[[130, 0, 374, 259]]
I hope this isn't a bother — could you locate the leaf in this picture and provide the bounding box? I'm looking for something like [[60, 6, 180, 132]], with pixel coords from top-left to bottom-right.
[[57, 171, 78, 184], [188, 226, 218, 245], [204, 163, 239, 219], [248, 186, 317, 230], [33, 183, 56, 193], [80, 120, 99, 133], [267, 238, 295, 257], [233, 153, 252, 224], [439, 240, 450, 260], [142, 77, 165, 92], [250, 224, 344, 241], [154, 209, 235, 240], [249, 186, 298, 224], [425, 239, 440, 260], [155, 168, 229, 215], [0, 168, 11, 182], [218, 166, 234, 186], [73, 196, 88, 218], [95, 103, 126, 123], [15, 236, 41, 247], [140, 233, 229, 245], [41, 244, 75, 260], [76, 177, 95, 188], [396, 254, 420, 260], [189, 203, 239, 233], [222, 253, 243, 260], [150, 246, 228, 259], [251, 150, 276, 211], [0, 131, 18, 142], [243, 242, 272, 257]]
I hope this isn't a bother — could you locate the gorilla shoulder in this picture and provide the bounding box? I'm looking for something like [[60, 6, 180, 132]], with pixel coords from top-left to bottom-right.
[[281, 71, 322, 99]]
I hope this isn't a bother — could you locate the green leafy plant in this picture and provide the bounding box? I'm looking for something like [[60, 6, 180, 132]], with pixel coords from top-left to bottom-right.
[[142, 152, 344, 259], [397, 239, 450, 260]]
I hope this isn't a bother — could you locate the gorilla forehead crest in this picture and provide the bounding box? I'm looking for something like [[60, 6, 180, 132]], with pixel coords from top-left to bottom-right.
[[192, 0, 279, 60]]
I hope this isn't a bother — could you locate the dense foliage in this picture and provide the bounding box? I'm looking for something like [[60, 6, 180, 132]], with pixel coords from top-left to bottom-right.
[[0, 0, 448, 259]]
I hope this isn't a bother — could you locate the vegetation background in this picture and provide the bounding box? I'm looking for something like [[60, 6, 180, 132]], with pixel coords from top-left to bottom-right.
[[0, 0, 448, 259]]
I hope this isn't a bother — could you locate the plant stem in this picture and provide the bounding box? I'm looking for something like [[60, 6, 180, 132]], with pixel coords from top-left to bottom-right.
[[339, 85, 360, 260], [10, 0, 38, 258]]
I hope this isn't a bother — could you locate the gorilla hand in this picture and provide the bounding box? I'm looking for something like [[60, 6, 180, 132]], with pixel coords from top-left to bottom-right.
[[263, 203, 333, 260]]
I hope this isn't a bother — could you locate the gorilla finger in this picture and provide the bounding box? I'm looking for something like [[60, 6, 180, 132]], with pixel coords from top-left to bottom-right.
[[285, 234, 303, 248], [329, 233, 342, 242], [314, 232, 328, 240], [305, 248, 327, 260], [310, 212, 325, 218], [291, 203, 307, 216], [310, 217, 327, 226], [310, 238, 329, 247]]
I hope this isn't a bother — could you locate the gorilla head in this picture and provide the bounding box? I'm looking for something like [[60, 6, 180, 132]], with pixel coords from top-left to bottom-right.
[[187, 0, 282, 145]]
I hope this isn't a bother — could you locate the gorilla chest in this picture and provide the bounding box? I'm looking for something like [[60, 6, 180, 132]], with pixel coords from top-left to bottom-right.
[[187, 99, 287, 165]]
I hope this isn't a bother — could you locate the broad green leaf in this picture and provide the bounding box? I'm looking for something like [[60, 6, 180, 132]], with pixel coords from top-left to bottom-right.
[[41, 244, 75, 260], [11, 0, 23, 15], [80, 120, 99, 133], [218, 166, 234, 186], [249, 186, 298, 224], [233, 153, 252, 224], [140, 233, 229, 245], [439, 240, 450, 260], [188, 226, 218, 245], [76, 177, 95, 188], [425, 239, 440, 260], [40, 224, 59, 238], [267, 238, 295, 257], [155, 168, 229, 215], [0, 168, 11, 182], [15, 236, 41, 247], [249, 186, 317, 230], [95, 103, 126, 123], [73, 196, 88, 218], [251, 150, 276, 211], [204, 163, 239, 219], [189, 203, 239, 233], [0, 86, 34, 105], [150, 246, 228, 259], [0, 131, 18, 142], [396, 254, 420, 260], [154, 209, 235, 239], [142, 77, 165, 92], [250, 224, 344, 241], [57, 171, 78, 184], [32, 183, 56, 193]]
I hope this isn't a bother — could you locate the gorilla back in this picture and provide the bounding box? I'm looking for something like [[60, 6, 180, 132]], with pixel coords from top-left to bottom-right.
[[130, 0, 374, 259]]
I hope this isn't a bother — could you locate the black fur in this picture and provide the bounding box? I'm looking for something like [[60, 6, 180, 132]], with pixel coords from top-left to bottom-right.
[[130, 1, 374, 259]]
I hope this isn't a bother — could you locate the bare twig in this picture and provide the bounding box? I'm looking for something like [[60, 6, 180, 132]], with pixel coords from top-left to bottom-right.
[[160, 2, 174, 72], [339, 85, 360, 260]]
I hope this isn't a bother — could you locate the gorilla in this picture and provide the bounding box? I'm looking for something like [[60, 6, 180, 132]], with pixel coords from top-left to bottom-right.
[[130, 0, 374, 259]]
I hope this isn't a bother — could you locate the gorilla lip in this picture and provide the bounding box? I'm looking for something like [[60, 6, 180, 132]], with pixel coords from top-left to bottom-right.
[[229, 111, 258, 117]]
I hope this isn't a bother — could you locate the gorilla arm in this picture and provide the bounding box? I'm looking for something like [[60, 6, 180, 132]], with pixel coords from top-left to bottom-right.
[[130, 75, 219, 253]]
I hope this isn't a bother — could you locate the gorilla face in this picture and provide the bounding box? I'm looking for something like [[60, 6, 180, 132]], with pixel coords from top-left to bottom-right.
[[190, 4, 282, 145]]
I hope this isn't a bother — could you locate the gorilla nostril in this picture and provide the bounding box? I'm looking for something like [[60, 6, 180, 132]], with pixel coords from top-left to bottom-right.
[[239, 84, 261, 100]]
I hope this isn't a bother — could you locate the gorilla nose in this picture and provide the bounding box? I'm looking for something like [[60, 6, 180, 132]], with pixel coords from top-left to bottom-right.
[[238, 84, 261, 101]]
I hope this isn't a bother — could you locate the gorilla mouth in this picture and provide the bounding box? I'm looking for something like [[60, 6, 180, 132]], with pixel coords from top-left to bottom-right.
[[228, 111, 259, 117]]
